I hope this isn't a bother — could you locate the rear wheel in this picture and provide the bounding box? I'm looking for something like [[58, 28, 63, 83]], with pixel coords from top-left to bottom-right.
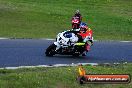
[[45, 44, 56, 56]]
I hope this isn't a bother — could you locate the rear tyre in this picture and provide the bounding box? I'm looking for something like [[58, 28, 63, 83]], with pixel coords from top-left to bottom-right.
[[45, 44, 56, 56]]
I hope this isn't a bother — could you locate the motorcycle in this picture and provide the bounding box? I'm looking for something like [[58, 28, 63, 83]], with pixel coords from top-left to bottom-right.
[[45, 30, 87, 57]]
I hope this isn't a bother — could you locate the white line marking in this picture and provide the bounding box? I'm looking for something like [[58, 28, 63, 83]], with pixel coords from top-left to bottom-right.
[[122, 41, 131, 42], [0, 63, 98, 69], [0, 38, 9, 39], [45, 39, 55, 40]]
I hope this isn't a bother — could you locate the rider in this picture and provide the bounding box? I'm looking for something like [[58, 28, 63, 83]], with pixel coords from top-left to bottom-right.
[[78, 22, 93, 56], [72, 10, 82, 24]]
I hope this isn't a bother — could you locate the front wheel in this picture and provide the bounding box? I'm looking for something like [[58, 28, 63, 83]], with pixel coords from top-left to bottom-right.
[[72, 53, 80, 57], [45, 44, 56, 56]]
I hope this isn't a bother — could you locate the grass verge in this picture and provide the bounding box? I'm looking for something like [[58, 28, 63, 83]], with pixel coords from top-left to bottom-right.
[[0, 63, 131, 88], [0, 0, 132, 40]]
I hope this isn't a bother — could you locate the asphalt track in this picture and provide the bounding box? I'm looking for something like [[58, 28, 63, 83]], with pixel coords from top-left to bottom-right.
[[0, 39, 132, 67]]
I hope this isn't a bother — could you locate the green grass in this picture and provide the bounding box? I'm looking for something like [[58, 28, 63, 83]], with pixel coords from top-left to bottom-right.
[[0, 0, 132, 40], [0, 63, 131, 88]]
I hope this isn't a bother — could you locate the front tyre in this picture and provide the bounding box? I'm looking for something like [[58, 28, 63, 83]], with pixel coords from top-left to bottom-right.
[[45, 44, 56, 56], [72, 53, 80, 57]]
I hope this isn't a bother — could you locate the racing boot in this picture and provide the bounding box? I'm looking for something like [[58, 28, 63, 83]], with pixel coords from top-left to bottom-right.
[[86, 42, 91, 52], [82, 43, 90, 56]]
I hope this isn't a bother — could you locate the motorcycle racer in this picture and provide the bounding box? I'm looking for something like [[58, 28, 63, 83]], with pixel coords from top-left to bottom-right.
[[72, 10, 82, 25], [46, 24, 93, 56], [61, 22, 93, 56], [72, 16, 80, 29], [78, 22, 93, 56]]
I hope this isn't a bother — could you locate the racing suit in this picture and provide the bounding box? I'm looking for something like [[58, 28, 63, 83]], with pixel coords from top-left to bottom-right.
[[74, 13, 82, 23], [72, 14, 82, 21], [78, 28, 93, 54]]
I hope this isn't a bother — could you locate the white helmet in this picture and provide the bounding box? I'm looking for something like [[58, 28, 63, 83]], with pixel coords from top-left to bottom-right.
[[75, 10, 80, 14]]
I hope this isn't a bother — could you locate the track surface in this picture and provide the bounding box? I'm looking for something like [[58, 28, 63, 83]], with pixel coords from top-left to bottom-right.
[[0, 39, 131, 67]]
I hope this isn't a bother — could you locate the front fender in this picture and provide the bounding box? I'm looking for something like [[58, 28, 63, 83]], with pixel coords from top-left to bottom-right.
[[54, 42, 61, 50], [54, 42, 60, 46]]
